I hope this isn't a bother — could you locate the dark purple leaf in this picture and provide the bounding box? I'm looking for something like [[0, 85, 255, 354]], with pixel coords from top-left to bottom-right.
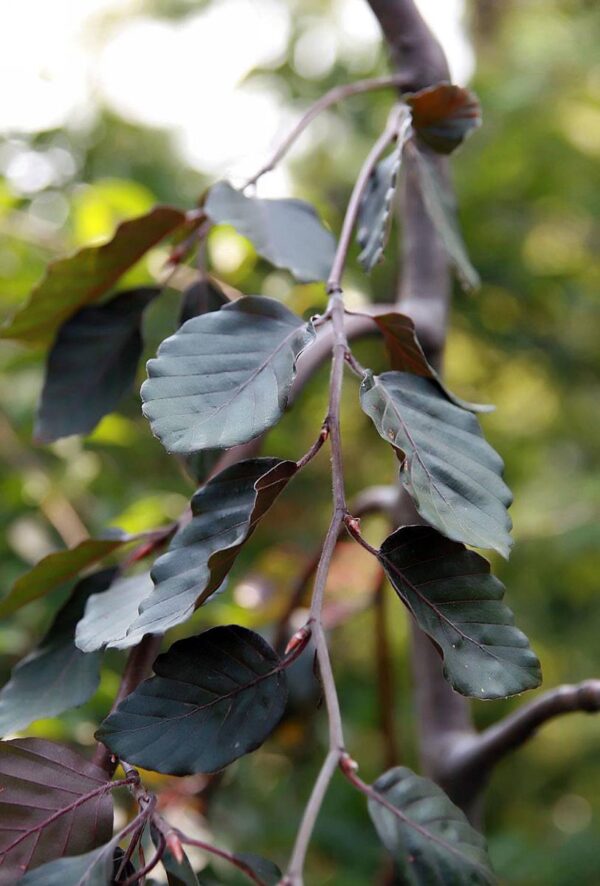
[[406, 83, 481, 154], [0, 738, 113, 884], [96, 626, 288, 775]]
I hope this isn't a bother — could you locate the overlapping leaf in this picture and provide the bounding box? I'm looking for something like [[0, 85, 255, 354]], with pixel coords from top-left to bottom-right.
[[19, 834, 123, 886], [178, 276, 229, 326], [1, 206, 186, 346], [141, 296, 315, 454], [0, 738, 113, 885], [353, 310, 492, 413], [234, 853, 282, 886], [407, 83, 481, 154], [356, 108, 411, 272], [75, 571, 154, 652], [152, 829, 199, 886], [379, 526, 541, 698], [368, 766, 495, 885], [407, 141, 479, 291], [35, 287, 159, 443], [0, 533, 142, 617], [205, 181, 335, 282], [96, 626, 288, 775], [360, 371, 513, 557], [121, 458, 297, 643], [0, 569, 115, 736]]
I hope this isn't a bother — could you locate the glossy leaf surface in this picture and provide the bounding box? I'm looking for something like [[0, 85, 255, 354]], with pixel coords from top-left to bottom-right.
[[380, 526, 541, 698], [96, 626, 288, 775], [368, 766, 495, 885], [141, 296, 315, 454], [1, 206, 185, 346], [122, 458, 297, 642], [0, 534, 140, 617], [407, 84, 481, 154], [356, 109, 411, 271], [0, 569, 115, 736], [0, 739, 113, 884], [205, 181, 335, 282], [360, 371, 513, 557], [75, 571, 154, 652], [409, 143, 479, 291], [35, 287, 159, 443]]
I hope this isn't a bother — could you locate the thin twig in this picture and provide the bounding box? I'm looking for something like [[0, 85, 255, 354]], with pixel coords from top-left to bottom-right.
[[173, 828, 270, 886], [245, 74, 408, 187]]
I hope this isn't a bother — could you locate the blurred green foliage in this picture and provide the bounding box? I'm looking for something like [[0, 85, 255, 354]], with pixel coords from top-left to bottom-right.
[[0, 1, 599, 883]]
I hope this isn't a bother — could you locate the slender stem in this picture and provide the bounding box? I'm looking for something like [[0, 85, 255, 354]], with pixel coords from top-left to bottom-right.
[[173, 829, 270, 886], [120, 828, 165, 886], [245, 74, 408, 187]]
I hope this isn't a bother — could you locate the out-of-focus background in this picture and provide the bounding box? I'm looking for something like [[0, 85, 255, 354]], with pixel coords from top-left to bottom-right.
[[0, 1, 599, 883]]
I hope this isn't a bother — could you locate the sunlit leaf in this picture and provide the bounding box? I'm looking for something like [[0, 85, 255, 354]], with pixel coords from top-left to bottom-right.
[[379, 526, 541, 698], [141, 296, 315, 454], [368, 766, 495, 885], [1, 206, 186, 346], [407, 83, 481, 154], [0, 569, 115, 736], [122, 458, 297, 642], [75, 571, 154, 653], [35, 287, 159, 443], [409, 143, 480, 291], [0, 739, 113, 884], [205, 181, 335, 282], [0, 534, 143, 617], [96, 626, 288, 775], [356, 109, 411, 272], [360, 371, 513, 557]]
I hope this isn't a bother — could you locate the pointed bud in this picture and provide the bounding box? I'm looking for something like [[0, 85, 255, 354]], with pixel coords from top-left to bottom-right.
[[166, 832, 184, 864], [285, 625, 311, 657]]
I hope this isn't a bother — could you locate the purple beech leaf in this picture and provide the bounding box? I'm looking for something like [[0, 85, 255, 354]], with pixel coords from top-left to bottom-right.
[[352, 310, 493, 413], [75, 571, 154, 653], [141, 296, 315, 454], [122, 458, 297, 643], [379, 526, 541, 698], [1, 206, 186, 346], [19, 833, 124, 886], [356, 107, 411, 272], [178, 275, 229, 326], [406, 83, 482, 155], [0, 533, 146, 617], [408, 142, 480, 291], [360, 371, 513, 558], [150, 826, 199, 886], [96, 625, 288, 775], [35, 287, 159, 443], [0, 738, 113, 884], [204, 181, 335, 282], [0, 569, 116, 736], [234, 853, 282, 885], [368, 766, 495, 885]]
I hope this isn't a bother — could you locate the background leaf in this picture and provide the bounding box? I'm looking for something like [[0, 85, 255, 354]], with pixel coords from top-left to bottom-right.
[[356, 108, 411, 272], [35, 287, 159, 443], [204, 181, 335, 282], [141, 296, 315, 454], [407, 84, 481, 154], [179, 276, 229, 326], [360, 371, 513, 557], [408, 142, 480, 291], [379, 526, 541, 698], [0, 534, 142, 617], [368, 766, 495, 885], [122, 458, 297, 642], [75, 571, 154, 652], [1, 206, 185, 346], [0, 569, 115, 736], [0, 738, 113, 884], [96, 625, 288, 775], [234, 853, 282, 886]]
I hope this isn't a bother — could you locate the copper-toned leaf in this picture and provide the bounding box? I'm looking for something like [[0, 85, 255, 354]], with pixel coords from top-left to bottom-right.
[[407, 83, 481, 154]]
